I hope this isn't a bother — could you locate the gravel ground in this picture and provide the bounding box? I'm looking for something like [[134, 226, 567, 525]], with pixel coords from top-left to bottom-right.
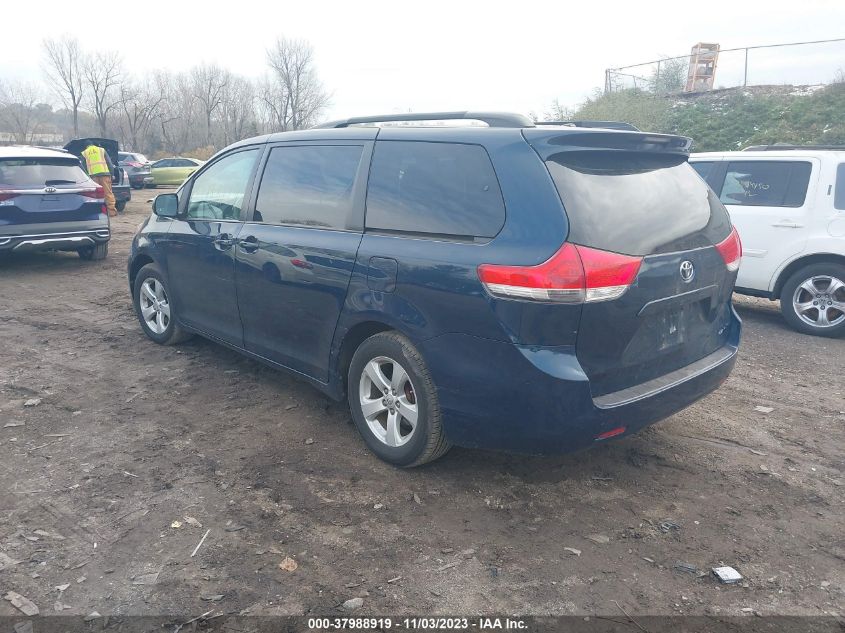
[[0, 194, 843, 619]]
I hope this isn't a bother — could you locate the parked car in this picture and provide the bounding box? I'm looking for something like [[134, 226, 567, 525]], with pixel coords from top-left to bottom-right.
[[64, 138, 131, 213], [690, 146, 845, 337], [119, 151, 153, 189], [150, 157, 203, 186], [0, 145, 110, 259], [129, 111, 742, 467]]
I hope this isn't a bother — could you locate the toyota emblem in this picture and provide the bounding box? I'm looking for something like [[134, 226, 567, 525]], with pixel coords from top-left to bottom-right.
[[680, 260, 695, 283]]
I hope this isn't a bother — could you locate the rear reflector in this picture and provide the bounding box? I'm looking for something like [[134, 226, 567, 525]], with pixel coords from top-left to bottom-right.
[[595, 426, 626, 440], [715, 226, 742, 272], [478, 243, 642, 303]]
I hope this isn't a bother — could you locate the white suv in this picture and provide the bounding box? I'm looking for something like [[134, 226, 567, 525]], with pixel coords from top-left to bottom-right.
[[690, 147, 845, 337]]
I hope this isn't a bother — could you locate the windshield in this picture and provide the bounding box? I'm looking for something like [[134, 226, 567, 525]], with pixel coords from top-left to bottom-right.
[[0, 158, 88, 188]]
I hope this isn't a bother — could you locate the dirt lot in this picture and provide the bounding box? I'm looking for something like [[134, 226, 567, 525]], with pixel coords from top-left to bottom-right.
[[1, 194, 843, 620]]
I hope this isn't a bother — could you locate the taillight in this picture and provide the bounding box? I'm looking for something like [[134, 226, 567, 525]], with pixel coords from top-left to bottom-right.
[[126, 161, 142, 168], [477, 243, 642, 304], [715, 226, 742, 272], [0, 191, 19, 203], [81, 186, 105, 199]]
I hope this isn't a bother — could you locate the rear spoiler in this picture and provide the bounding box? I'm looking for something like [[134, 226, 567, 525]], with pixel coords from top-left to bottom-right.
[[536, 120, 641, 132], [523, 128, 692, 159]]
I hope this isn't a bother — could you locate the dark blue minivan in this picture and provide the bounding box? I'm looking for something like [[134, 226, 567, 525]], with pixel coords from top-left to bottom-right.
[[128, 112, 742, 467]]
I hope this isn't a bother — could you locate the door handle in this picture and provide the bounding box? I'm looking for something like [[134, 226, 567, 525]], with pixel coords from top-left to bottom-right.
[[238, 235, 259, 253], [772, 221, 803, 228], [213, 233, 234, 250]]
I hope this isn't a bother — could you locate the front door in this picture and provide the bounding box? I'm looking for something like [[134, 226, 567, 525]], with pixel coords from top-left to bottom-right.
[[714, 159, 816, 291], [234, 143, 368, 381], [164, 147, 261, 346]]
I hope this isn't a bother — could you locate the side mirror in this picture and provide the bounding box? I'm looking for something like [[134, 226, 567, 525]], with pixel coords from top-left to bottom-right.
[[153, 193, 179, 218]]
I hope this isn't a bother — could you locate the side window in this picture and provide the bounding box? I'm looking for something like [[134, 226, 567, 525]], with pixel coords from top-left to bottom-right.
[[835, 164, 845, 211], [174, 159, 194, 167], [690, 161, 714, 181], [153, 159, 170, 168], [720, 161, 812, 207], [186, 149, 259, 220], [365, 141, 506, 238], [254, 145, 363, 229]]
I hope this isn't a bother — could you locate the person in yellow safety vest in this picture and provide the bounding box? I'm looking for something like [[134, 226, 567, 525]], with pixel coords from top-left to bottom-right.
[[81, 141, 118, 217]]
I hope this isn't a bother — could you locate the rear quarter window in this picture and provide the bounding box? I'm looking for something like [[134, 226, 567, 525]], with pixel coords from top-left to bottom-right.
[[0, 158, 87, 188], [720, 161, 812, 207], [365, 141, 505, 239]]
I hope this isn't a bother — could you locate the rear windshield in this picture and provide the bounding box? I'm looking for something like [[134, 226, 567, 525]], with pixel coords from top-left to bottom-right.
[[546, 152, 731, 256], [0, 158, 87, 188]]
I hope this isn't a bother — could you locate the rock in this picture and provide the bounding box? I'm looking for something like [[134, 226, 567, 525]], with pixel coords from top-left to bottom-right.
[[131, 572, 160, 585], [0, 552, 21, 571], [285, 403, 298, 410], [412, 493, 422, 505], [373, 503, 383, 510], [53, 602, 72, 612], [4, 591, 39, 616], [55, 584, 70, 592], [201, 594, 224, 602], [343, 597, 364, 610], [460, 548, 477, 558], [305, 438, 314, 445], [24, 398, 42, 408], [279, 557, 298, 572], [76, 576, 86, 584], [184, 517, 202, 528], [83, 611, 101, 622], [585, 534, 610, 544], [171, 520, 183, 528], [564, 547, 581, 556], [754, 405, 774, 413]]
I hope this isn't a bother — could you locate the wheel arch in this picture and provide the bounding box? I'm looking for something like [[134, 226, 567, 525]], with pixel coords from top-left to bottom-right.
[[773, 253, 845, 298], [128, 254, 156, 293], [334, 320, 399, 396]]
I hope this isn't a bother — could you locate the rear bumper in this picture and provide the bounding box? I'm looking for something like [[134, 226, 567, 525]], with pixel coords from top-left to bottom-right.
[[0, 227, 110, 253], [418, 307, 741, 453]]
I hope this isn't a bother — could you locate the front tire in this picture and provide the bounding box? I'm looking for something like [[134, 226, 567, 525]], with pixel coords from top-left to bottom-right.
[[348, 332, 450, 467], [78, 242, 108, 260], [133, 264, 192, 345], [780, 263, 845, 337]]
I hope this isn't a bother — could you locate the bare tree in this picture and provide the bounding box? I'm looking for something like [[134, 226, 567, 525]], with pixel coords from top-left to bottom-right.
[[0, 80, 45, 143], [191, 64, 229, 146], [543, 98, 573, 121], [155, 71, 198, 154], [42, 36, 85, 137], [117, 77, 164, 151], [83, 50, 123, 137], [265, 37, 329, 130], [219, 75, 256, 144]]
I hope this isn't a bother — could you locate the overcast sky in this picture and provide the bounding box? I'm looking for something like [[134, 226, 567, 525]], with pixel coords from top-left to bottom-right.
[[2, 0, 844, 120]]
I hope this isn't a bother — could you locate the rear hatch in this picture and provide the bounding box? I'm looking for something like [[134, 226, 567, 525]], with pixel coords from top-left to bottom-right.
[[65, 138, 123, 184], [523, 129, 739, 397], [0, 156, 105, 226]]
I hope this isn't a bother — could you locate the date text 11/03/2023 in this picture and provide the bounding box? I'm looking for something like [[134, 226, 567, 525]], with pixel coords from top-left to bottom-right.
[[307, 617, 528, 630]]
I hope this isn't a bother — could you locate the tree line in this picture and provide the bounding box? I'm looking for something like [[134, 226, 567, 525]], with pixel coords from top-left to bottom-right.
[[0, 36, 330, 158]]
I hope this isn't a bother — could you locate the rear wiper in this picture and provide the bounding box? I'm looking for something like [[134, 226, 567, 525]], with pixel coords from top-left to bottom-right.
[[45, 179, 77, 186]]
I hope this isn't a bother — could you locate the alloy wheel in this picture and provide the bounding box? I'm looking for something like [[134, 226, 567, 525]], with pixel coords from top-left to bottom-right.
[[792, 275, 845, 328], [139, 278, 171, 335], [358, 356, 419, 447]]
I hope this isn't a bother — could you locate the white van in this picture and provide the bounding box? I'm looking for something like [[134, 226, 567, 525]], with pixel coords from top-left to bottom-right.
[[690, 146, 845, 337]]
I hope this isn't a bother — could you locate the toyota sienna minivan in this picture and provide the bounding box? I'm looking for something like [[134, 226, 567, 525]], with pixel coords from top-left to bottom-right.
[[128, 111, 742, 467]]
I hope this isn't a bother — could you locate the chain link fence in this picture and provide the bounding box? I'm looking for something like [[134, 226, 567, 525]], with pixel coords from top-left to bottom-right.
[[605, 38, 845, 95]]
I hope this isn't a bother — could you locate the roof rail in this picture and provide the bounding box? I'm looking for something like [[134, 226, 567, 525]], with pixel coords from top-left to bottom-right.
[[743, 144, 845, 151], [314, 111, 535, 129], [536, 120, 641, 132]]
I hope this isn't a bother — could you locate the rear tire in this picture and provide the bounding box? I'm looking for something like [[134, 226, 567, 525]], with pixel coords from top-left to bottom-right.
[[780, 263, 845, 338], [78, 242, 108, 261], [133, 263, 192, 345], [116, 200, 127, 213], [348, 332, 450, 467]]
